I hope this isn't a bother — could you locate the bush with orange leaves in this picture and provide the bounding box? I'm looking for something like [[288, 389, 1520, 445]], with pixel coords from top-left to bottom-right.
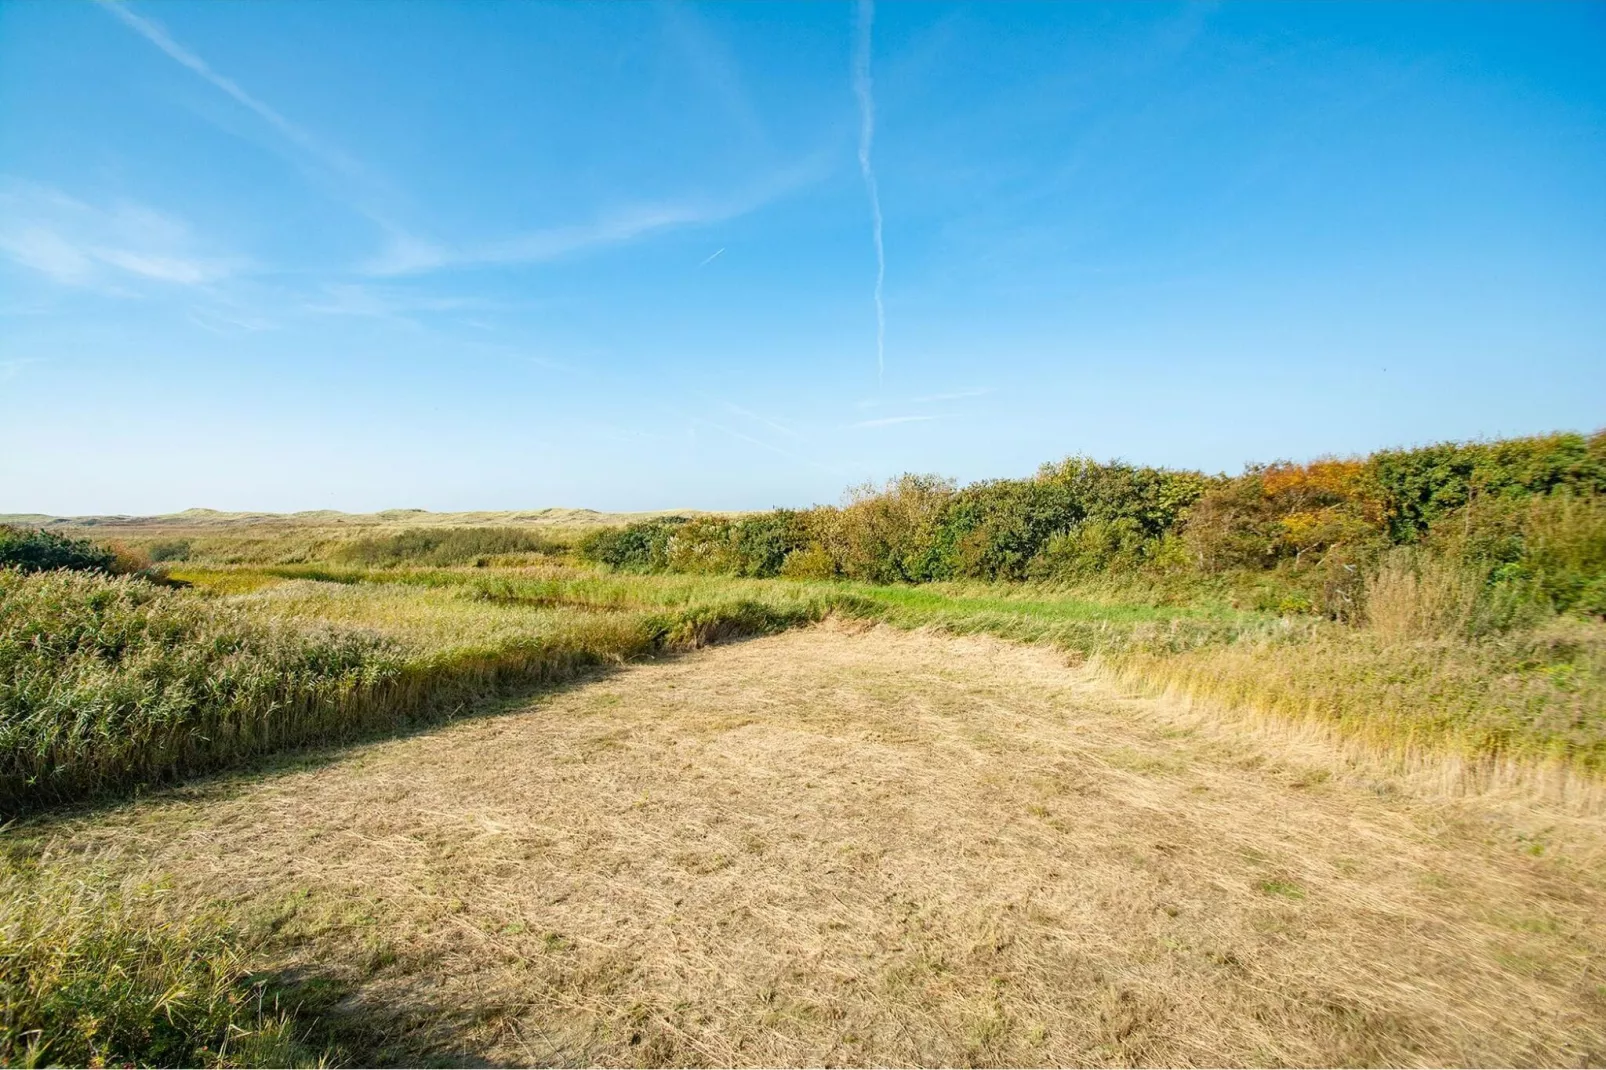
[[1183, 459, 1385, 573]]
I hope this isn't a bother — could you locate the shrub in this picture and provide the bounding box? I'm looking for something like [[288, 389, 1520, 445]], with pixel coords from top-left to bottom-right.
[[1520, 492, 1606, 618], [780, 544, 837, 579], [1368, 430, 1606, 542], [821, 475, 955, 584], [923, 460, 1211, 582], [106, 541, 157, 576], [730, 510, 812, 577], [663, 517, 743, 575], [147, 538, 194, 562], [0, 526, 116, 574], [1182, 459, 1383, 573], [1035, 456, 1213, 540], [578, 517, 689, 571], [1029, 517, 1151, 581], [928, 478, 1074, 581]]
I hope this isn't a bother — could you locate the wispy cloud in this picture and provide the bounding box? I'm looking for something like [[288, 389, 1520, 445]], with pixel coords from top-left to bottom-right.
[[100, 1, 330, 169], [723, 402, 801, 440], [853, 0, 886, 385], [854, 414, 937, 428], [911, 387, 993, 404], [100, 0, 816, 280], [304, 283, 499, 319], [693, 416, 848, 476], [658, 2, 767, 150], [856, 387, 993, 410], [362, 204, 710, 276], [0, 225, 93, 284], [0, 182, 241, 288], [0, 358, 46, 386], [364, 157, 823, 277], [98, 1, 429, 258]]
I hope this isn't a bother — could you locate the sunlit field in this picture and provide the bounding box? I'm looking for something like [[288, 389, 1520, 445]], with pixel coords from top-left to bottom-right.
[[5, 431, 1606, 1065]]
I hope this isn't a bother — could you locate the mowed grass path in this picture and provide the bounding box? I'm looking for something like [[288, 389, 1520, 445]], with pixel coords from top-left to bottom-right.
[[24, 623, 1606, 1066]]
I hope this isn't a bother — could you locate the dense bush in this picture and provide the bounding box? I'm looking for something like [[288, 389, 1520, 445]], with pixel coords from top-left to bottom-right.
[[578, 516, 690, 571], [1368, 430, 1606, 541], [576, 432, 1606, 626], [579, 514, 815, 578], [819, 475, 956, 584], [0, 526, 116, 573], [336, 526, 562, 567]]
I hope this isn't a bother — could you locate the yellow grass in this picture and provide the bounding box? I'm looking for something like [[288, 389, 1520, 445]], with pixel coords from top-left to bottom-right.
[[17, 624, 1606, 1066]]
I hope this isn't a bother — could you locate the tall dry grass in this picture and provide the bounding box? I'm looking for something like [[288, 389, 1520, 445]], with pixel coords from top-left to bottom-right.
[[1111, 613, 1606, 786], [1363, 548, 1483, 639]]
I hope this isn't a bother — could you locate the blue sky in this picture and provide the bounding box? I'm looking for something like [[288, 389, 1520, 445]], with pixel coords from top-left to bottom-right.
[[1, 1, 1602, 514]]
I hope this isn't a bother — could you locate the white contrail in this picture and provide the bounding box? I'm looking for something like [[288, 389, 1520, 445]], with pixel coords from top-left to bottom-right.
[[698, 247, 725, 267], [852, 0, 885, 386], [98, 0, 335, 170], [97, 0, 438, 267]]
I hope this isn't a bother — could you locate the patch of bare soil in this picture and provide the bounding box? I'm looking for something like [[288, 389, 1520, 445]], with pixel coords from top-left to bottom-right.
[[43, 623, 1606, 1066]]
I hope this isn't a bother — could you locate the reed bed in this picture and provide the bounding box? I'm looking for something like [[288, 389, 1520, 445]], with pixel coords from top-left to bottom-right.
[[0, 567, 825, 815]]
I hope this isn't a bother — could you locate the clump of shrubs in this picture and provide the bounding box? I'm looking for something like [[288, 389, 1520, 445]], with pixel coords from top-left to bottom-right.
[[0, 526, 116, 574], [147, 538, 194, 562], [577, 431, 1606, 631], [577, 513, 814, 577]]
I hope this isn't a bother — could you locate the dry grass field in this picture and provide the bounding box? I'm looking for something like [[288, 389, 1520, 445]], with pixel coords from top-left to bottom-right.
[[22, 621, 1606, 1067]]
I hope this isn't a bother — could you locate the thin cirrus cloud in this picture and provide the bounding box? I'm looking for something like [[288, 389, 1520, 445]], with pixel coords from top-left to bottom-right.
[[853, 414, 939, 428], [361, 157, 830, 277], [100, 0, 822, 282], [97, 0, 408, 237], [0, 182, 241, 287], [856, 387, 993, 410]]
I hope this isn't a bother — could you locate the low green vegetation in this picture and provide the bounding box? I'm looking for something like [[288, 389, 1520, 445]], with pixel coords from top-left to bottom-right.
[[0, 566, 829, 815], [332, 525, 563, 567], [0, 856, 324, 1067]]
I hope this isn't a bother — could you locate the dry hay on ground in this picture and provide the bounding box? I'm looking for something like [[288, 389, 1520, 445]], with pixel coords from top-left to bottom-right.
[[36, 623, 1606, 1066]]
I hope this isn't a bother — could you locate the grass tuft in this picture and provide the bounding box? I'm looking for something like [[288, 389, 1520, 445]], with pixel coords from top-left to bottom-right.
[[0, 856, 326, 1068]]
